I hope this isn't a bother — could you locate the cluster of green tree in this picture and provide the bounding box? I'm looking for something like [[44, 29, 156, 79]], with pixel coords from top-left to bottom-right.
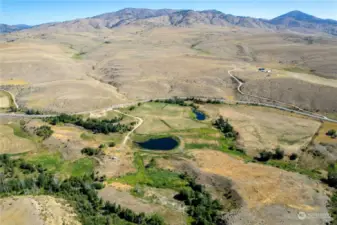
[[0, 154, 164, 225], [9, 106, 18, 112], [255, 148, 297, 162], [328, 192, 337, 224], [174, 174, 225, 225], [327, 129, 337, 139], [153, 97, 187, 106], [35, 125, 54, 140], [25, 109, 42, 115], [45, 113, 130, 134], [327, 164, 337, 188], [213, 116, 238, 139], [81, 147, 102, 156]]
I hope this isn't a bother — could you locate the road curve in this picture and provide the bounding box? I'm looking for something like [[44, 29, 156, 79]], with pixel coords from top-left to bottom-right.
[[228, 67, 336, 122], [113, 109, 144, 149], [0, 89, 19, 109]]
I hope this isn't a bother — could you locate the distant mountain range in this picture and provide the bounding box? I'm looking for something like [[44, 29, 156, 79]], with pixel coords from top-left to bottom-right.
[[0, 24, 31, 33], [1, 9, 337, 35]]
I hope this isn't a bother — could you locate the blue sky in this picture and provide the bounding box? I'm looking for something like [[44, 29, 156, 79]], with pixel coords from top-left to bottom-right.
[[1, 0, 336, 25]]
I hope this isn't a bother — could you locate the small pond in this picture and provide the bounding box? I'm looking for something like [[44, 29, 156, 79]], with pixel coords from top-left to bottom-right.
[[192, 109, 206, 120], [136, 137, 179, 151]]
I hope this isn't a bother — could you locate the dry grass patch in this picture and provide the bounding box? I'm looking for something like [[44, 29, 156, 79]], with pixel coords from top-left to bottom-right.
[[192, 150, 327, 211], [201, 104, 320, 156], [314, 122, 337, 144], [0, 125, 36, 154], [0, 196, 80, 225]]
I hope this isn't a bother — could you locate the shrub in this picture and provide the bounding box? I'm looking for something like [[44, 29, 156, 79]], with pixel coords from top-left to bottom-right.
[[81, 147, 101, 156], [108, 142, 115, 147], [327, 164, 337, 188], [272, 148, 284, 160], [289, 153, 298, 160], [92, 182, 105, 189], [35, 125, 53, 140], [326, 129, 336, 137], [255, 151, 273, 162]]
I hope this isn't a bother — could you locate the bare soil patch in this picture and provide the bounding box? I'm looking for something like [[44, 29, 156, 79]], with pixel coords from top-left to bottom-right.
[[0, 196, 80, 225]]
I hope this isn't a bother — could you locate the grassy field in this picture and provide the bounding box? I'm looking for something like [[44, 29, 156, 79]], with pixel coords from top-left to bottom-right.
[[199, 104, 321, 156], [25, 151, 95, 177], [123, 102, 207, 134], [314, 122, 337, 144], [111, 153, 187, 190], [0, 124, 37, 154]]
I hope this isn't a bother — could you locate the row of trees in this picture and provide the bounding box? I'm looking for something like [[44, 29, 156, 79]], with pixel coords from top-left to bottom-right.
[[0, 154, 164, 225], [45, 113, 130, 134], [255, 148, 298, 162]]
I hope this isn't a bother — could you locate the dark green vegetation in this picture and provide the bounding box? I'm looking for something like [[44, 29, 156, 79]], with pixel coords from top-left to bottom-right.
[[35, 125, 53, 140], [45, 113, 131, 134], [116, 153, 187, 189], [116, 154, 228, 225], [255, 148, 284, 162], [0, 154, 164, 225], [328, 164, 337, 188], [328, 192, 337, 225], [213, 116, 237, 139], [327, 129, 337, 138], [81, 147, 102, 156], [25, 108, 42, 115], [174, 174, 226, 225]]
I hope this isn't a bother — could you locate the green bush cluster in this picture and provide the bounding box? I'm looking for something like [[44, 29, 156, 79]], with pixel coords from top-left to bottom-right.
[[327, 129, 337, 138], [45, 113, 130, 134], [35, 125, 54, 140], [174, 174, 225, 225], [0, 154, 164, 225], [25, 109, 42, 115], [328, 164, 337, 188], [213, 116, 237, 139], [255, 148, 286, 162], [81, 147, 102, 156], [153, 97, 187, 106]]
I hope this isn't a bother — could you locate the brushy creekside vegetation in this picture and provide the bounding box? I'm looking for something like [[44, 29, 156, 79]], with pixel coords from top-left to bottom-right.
[[45, 113, 131, 134], [35, 125, 54, 140], [0, 154, 164, 225], [114, 154, 229, 225]]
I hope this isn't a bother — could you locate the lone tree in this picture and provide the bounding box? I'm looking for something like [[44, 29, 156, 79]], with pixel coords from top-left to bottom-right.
[[326, 129, 337, 139], [35, 125, 53, 140], [289, 153, 298, 161], [255, 151, 273, 162]]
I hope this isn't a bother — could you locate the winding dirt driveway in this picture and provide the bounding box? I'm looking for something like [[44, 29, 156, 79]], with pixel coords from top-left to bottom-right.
[[114, 109, 143, 149]]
